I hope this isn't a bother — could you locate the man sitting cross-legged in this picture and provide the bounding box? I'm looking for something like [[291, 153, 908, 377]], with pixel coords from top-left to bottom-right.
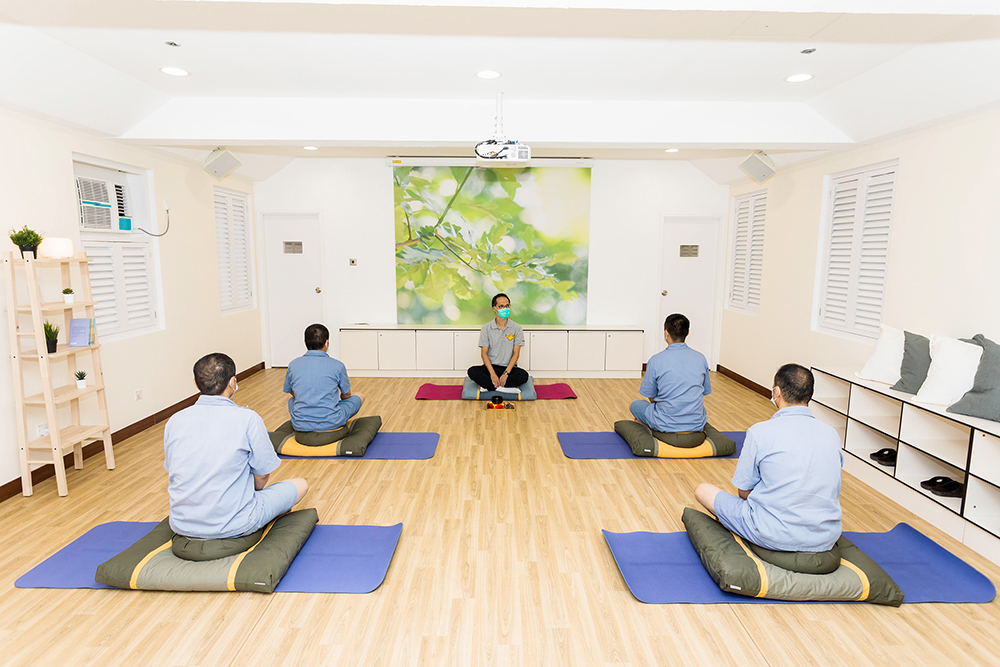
[[467, 292, 528, 392], [695, 364, 844, 572], [277, 323, 366, 447], [164, 353, 308, 559], [629, 313, 724, 448]]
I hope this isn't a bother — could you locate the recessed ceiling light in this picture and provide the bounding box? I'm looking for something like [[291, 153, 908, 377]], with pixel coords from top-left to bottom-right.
[[785, 73, 813, 83], [303, 146, 318, 151], [160, 67, 189, 77], [165, 41, 181, 48], [476, 70, 501, 80], [664, 148, 680, 153]]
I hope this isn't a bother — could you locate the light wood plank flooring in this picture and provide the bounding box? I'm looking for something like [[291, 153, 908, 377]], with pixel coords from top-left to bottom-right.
[[1, 371, 998, 667]]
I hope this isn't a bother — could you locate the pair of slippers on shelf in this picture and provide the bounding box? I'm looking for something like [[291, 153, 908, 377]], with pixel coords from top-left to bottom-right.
[[870, 448, 897, 466], [920, 475, 965, 498]]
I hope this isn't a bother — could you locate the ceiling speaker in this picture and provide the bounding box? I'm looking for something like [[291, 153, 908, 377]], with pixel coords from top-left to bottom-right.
[[738, 152, 776, 183], [204, 148, 242, 180]]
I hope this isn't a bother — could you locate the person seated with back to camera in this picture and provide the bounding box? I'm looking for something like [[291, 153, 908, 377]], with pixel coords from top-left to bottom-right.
[[164, 353, 308, 560], [630, 313, 723, 448], [694, 364, 844, 573], [467, 292, 528, 392], [278, 323, 366, 445]]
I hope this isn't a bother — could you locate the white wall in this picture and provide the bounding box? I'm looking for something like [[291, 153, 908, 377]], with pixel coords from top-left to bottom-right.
[[0, 106, 263, 490], [254, 158, 730, 362], [720, 105, 1000, 387]]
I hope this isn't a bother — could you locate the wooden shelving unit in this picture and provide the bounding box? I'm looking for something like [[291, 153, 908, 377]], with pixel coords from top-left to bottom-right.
[[3, 251, 114, 496]]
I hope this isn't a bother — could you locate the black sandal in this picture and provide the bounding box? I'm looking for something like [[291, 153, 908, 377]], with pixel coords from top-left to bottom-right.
[[930, 479, 965, 498], [870, 448, 897, 466], [920, 475, 952, 490]]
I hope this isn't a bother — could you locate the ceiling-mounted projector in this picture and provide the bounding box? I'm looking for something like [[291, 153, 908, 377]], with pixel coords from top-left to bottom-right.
[[738, 151, 776, 183], [475, 92, 530, 167], [204, 148, 242, 180]]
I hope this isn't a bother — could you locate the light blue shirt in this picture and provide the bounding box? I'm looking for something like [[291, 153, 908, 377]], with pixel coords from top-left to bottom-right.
[[284, 350, 352, 431], [639, 342, 711, 432], [732, 406, 844, 552], [163, 395, 281, 539]]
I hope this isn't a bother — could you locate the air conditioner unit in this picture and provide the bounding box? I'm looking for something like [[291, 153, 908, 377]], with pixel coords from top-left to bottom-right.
[[77, 176, 133, 233]]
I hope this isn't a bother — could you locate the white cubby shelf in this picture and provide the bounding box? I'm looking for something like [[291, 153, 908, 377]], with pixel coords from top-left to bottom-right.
[[814, 367, 1000, 563]]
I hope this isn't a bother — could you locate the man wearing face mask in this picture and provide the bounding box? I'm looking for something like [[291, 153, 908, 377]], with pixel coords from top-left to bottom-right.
[[468, 293, 528, 391], [694, 364, 843, 556], [163, 353, 308, 546]]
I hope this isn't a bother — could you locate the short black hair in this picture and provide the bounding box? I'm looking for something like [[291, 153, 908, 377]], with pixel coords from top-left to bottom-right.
[[194, 353, 236, 396], [304, 323, 330, 350], [492, 293, 510, 308], [664, 313, 689, 341], [774, 364, 814, 405]]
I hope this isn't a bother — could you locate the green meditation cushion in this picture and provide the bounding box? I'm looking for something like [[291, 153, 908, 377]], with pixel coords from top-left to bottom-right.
[[747, 540, 842, 575], [271, 416, 383, 457], [682, 507, 904, 605], [95, 508, 318, 593], [613, 421, 736, 458], [172, 526, 266, 562]]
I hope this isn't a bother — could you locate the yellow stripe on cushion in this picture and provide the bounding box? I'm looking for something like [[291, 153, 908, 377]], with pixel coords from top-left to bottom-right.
[[280, 438, 342, 457], [731, 533, 769, 598], [840, 558, 871, 601], [226, 519, 278, 591], [129, 540, 172, 590], [655, 441, 716, 459]]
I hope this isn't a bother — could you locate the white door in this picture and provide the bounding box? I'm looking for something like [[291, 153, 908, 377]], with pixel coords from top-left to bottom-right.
[[264, 213, 324, 367], [659, 218, 719, 365]]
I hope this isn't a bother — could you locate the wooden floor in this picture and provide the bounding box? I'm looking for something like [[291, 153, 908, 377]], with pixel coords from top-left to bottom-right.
[[1, 371, 999, 667]]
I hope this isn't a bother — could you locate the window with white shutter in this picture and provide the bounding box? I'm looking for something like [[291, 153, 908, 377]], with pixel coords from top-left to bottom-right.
[[82, 240, 159, 337], [75, 159, 162, 340], [214, 188, 254, 312], [816, 161, 897, 340], [727, 190, 766, 314]]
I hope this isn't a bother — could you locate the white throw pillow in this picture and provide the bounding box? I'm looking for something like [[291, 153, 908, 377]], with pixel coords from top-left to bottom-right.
[[914, 335, 984, 406], [856, 324, 905, 385]]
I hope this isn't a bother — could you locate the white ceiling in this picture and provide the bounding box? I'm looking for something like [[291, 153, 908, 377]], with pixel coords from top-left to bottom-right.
[[2, 1, 999, 183]]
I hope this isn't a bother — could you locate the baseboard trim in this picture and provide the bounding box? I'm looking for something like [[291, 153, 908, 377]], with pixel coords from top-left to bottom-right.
[[716, 364, 770, 398], [0, 362, 265, 504]]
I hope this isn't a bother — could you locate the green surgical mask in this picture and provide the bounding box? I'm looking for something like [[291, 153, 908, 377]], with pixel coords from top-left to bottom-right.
[[498, 307, 510, 319]]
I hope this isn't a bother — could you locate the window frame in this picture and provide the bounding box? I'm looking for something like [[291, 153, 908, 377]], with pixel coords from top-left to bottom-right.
[[726, 189, 767, 315], [813, 159, 898, 341], [214, 186, 256, 314]]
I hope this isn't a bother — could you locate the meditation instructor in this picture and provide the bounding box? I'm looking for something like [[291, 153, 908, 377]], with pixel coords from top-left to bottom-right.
[[468, 293, 528, 391]]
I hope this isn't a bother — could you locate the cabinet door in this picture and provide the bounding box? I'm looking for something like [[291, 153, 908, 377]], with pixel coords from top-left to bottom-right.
[[454, 331, 484, 371], [529, 332, 568, 371], [416, 331, 454, 370], [340, 330, 378, 371], [377, 330, 416, 370], [517, 332, 530, 370], [568, 331, 606, 371], [605, 331, 644, 371]]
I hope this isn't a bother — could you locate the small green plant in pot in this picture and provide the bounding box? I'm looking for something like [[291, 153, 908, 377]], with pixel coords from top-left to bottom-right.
[[43, 320, 60, 354], [62, 287, 75, 304], [75, 370, 88, 389], [9, 226, 44, 259]]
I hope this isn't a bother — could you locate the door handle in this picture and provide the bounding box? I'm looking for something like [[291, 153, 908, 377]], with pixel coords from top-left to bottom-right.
[[661, 290, 668, 296], [315, 287, 322, 293]]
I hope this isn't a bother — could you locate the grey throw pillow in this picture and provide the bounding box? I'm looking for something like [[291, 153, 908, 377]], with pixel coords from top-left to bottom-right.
[[891, 331, 931, 394], [948, 334, 1000, 423]]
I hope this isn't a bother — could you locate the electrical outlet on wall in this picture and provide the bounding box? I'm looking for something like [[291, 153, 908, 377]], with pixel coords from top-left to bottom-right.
[[134, 389, 142, 401], [37, 422, 49, 438]]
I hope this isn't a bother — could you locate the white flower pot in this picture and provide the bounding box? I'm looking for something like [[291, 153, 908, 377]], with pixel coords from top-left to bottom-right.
[[76, 379, 87, 389], [63, 294, 75, 304]]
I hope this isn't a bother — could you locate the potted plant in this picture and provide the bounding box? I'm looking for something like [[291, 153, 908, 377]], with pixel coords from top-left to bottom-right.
[[62, 287, 75, 304], [9, 226, 44, 259], [75, 370, 88, 389], [43, 320, 60, 354]]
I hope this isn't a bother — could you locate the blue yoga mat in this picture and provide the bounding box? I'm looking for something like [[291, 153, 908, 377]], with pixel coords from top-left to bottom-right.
[[278, 432, 438, 459], [603, 523, 996, 604], [558, 431, 745, 459], [16, 521, 403, 594]]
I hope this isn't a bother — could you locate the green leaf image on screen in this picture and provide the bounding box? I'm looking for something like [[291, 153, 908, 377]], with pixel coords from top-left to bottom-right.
[[394, 166, 591, 325]]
